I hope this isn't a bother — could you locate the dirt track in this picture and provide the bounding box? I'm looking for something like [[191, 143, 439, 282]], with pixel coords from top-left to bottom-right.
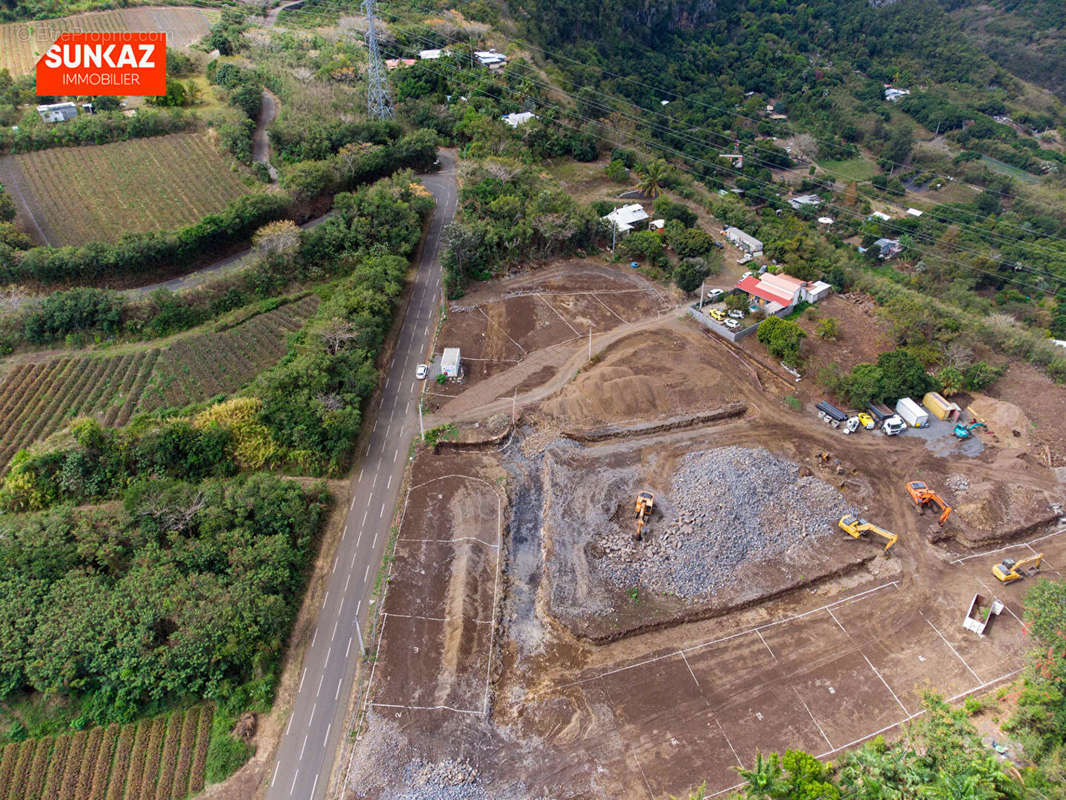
[[346, 262, 1066, 800]]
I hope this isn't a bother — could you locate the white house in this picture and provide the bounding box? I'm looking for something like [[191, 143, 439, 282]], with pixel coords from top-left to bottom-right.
[[474, 49, 507, 69], [419, 48, 444, 60], [906, 207, 924, 217], [37, 102, 77, 123], [884, 87, 911, 103], [724, 226, 763, 255], [501, 111, 536, 128], [735, 272, 831, 315], [788, 193, 822, 210], [603, 204, 649, 235], [441, 348, 462, 378], [869, 211, 892, 222]]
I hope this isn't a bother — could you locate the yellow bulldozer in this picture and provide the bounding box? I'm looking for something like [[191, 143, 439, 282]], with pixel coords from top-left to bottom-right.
[[992, 553, 1044, 583], [838, 514, 898, 552], [634, 491, 654, 540]]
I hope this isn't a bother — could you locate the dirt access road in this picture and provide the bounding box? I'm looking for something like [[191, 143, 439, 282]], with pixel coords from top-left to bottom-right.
[[264, 151, 456, 800]]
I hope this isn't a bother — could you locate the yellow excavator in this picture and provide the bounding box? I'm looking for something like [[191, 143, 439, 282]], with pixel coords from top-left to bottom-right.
[[635, 491, 654, 540], [838, 514, 899, 552], [905, 481, 953, 526], [992, 553, 1044, 583]]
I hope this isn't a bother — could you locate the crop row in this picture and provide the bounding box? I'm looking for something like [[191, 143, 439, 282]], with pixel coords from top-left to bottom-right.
[[1, 705, 213, 800], [139, 294, 320, 412], [12, 134, 252, 246], [0, 349, 160, 469]]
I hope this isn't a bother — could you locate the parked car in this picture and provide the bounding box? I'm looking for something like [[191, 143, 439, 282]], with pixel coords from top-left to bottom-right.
[[724, 318, 740, 330], [728, 309, 745, 319], [856, 412, 875, 430], [706, 288, 724, 300], [415, 364, 428, 379], [709, 308, 726, 322]]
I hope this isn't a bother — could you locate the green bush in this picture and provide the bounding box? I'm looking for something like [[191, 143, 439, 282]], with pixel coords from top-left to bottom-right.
[[22, 288, 125, 344], [757, 317, 806, 366]]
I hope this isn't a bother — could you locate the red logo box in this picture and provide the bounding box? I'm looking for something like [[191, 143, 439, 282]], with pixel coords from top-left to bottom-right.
[[36, 32, 167, 96]]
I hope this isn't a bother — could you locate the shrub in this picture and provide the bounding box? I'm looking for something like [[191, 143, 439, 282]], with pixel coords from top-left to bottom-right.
[[22, 288, 125, 344], [817, 317, 840, 340], [757, 317, 806, 366]]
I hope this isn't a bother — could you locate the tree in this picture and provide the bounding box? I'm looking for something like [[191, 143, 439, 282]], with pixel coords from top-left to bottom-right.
[[622, 230, 664, 264], [937, 366, 964, 396], [0, 183, 15, 223], [842, 363, 884, 407], [757, 317, 806, 366], [876, 349, 933, 401], [674, 257, 710, 293], [252, 220, 301, 257], [962, 362, 1002, 392], [637, 159, 669, 198], [817, 317, 840, 341]]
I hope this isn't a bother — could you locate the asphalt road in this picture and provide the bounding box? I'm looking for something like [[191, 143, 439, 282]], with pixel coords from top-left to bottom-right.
[[266, 151, 456, 800]]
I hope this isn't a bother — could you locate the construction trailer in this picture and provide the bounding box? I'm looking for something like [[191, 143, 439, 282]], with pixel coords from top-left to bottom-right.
[[895, 397, 929, 428], [923, 392, 961, 422], [441, 348, 462, 378]]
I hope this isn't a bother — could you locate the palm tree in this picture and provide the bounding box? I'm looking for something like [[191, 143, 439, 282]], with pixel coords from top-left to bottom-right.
[[737, 751, 786, 799], [637, 158, 669, 198]]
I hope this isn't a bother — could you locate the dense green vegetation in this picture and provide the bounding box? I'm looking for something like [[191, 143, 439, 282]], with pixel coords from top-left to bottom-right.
[[0, 471, 328, 724]]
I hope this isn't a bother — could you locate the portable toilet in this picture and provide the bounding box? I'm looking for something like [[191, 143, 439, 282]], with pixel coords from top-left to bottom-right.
[[895, 397, 929, 428], [922, 391, 961, 422]]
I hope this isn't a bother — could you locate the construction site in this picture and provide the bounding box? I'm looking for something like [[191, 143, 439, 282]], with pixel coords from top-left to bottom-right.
[[345, 262, 1066, 800]]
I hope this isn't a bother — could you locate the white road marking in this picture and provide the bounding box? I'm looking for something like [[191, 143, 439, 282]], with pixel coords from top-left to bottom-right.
[[921, 612, 981, 681], [350, 497, 356, 511], [364, 563, 371, 582], [356, 599, 362, 615], [299, 734, 307, 760], [863, 652, 908, 713], [385, 422, 391, 439], [323, 723, 331, 746], [316, 673, 324, 697], [310, 628, 317, 647], [344, 574, 351, 593], [332, 620, 339, 640], [362, 510, 368, 527], [345, 636, 353, 658], [393, 450, 399, 464], [321, 591, 329, 610], [379, 502, 386, 519], [298, 667, 307, 693], [350, 551, 357, 569], [271, 761, 280, 787], [794, 687, 833, 749], [373, 531, 379, 549], [756, 629, 777, 659], [285, 712, 294, 736], [355, 619, 366, 651], [343, 524, 349, 539], [359, 468, 364, 481], [310, 774, 319, 798], [335, 678, 343, 701], [331, 558, 337, 575], [827, 608, 847, 633], [289, 770, 299, 795], [387, 475, 392, 490]]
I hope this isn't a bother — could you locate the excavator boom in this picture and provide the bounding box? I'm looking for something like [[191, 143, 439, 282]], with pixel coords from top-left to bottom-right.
[[838, 515, 898, 552], [905, 481, 952, 526], [992, 553, 1044, 582]]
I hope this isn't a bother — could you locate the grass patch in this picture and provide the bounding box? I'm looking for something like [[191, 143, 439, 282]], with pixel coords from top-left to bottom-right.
[[819, 157, 881, 182], [979, 155, 1040, 184]]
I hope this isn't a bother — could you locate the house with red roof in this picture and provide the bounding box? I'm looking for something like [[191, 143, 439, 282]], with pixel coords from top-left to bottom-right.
[[735, 272, 831, 315]]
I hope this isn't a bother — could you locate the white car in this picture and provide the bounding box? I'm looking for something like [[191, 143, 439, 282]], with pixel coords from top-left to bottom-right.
[[724, 318, 741, 330], [415, 364, 429, 379], [728, 309, 745, 319], [706, 288, 724, 300]]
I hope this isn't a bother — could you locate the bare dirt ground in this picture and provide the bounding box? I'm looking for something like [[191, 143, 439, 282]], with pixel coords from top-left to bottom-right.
[[427, 260, 676, 416], [343, 269, 1066, 800]]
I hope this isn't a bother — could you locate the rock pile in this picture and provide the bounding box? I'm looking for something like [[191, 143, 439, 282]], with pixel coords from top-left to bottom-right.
[[397, 757, 483, 800], [596, 446, 850, 598]]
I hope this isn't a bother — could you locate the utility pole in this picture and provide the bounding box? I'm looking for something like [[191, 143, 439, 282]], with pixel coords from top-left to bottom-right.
[[363, 0, 393, 120]]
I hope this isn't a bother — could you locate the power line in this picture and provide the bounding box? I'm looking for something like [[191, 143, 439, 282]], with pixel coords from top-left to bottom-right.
[[362, 0, 393, 120], [263, 4, 1066, 295], [277, 0, 1066, 261]]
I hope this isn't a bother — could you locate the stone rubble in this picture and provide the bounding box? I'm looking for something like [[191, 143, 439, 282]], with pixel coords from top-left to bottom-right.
[[595, 446, 850, 598]]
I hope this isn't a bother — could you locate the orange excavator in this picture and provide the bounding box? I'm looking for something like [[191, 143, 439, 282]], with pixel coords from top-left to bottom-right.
[[905, 481, 952, 526], [635, 491, 654, 540]]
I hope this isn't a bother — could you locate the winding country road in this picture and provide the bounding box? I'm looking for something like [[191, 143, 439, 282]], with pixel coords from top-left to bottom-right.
[[265, 151, 456, 800]]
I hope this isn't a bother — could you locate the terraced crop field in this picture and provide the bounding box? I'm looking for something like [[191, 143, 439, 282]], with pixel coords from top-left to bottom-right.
[[0, 296, 318, 466], [138, 294, 320, 410], [0, 133, 255, 246], [0, 705, 213, 800], [0, 7, 215, 76]]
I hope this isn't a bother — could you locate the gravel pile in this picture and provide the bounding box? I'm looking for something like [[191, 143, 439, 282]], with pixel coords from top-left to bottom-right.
[[596, 446, 850, 598], [945, 474, 970, 493], [395, 758, 484, 800]]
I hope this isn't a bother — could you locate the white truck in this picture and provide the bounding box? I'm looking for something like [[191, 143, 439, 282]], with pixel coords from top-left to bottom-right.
[[895, 397, 929, 428]]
